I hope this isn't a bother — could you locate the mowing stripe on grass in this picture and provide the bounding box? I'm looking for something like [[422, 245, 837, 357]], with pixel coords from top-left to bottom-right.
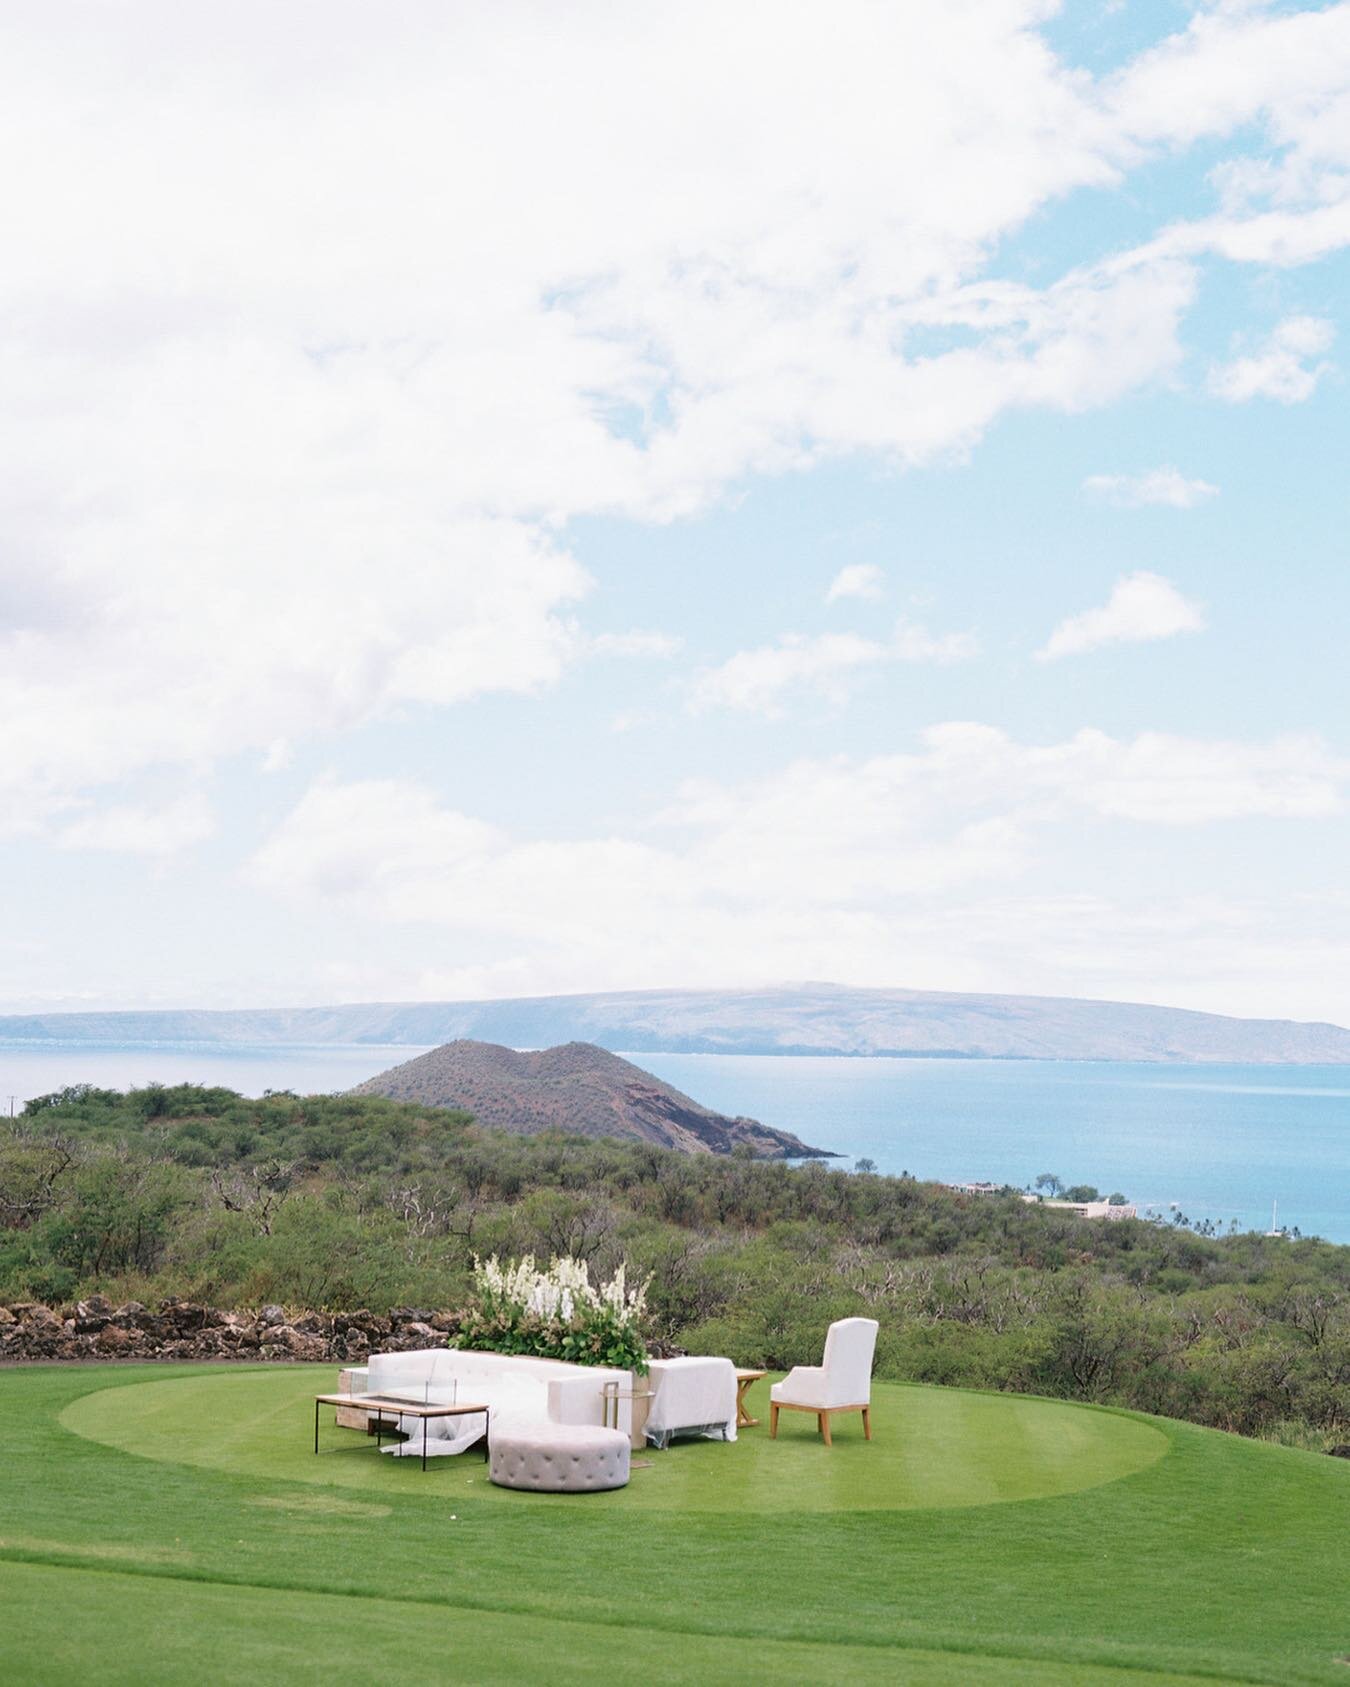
[[0, 1558, 1271, 1687]]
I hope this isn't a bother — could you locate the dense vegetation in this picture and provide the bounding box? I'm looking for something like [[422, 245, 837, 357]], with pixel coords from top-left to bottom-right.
[[3, 1082, 1347, 1448]]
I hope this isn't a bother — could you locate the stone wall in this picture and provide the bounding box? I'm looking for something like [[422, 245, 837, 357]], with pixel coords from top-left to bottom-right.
[[0, 1296, 455, 1364]]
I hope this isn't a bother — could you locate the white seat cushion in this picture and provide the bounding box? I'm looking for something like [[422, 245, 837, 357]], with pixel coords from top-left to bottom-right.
[[489, 1424, 630, 1493], [770, 1366, 826, 1406]]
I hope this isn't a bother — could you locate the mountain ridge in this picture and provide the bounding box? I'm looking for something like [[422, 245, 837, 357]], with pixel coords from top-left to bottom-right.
[[3, 983, 1350, 1063]]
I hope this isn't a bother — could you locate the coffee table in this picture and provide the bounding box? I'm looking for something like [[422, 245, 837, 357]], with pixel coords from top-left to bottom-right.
[[314, 1393, 490, 1472], [734, 1369, 767, 1428]]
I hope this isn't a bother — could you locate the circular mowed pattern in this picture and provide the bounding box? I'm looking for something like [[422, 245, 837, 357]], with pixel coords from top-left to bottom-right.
[[62, 1368, 1168, 1512]]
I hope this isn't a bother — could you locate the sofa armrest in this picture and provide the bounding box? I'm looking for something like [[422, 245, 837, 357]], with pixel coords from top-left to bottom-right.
[[548, 1373, 625, 1434]]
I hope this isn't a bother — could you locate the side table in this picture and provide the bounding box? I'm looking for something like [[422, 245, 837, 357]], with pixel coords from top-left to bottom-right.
[[734, 1368, 768, 1428]]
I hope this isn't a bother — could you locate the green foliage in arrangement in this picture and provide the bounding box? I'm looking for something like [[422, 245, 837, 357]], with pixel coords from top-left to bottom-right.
[[450, 1253, 651, 1373], [2, 1083, 1348, 1447]]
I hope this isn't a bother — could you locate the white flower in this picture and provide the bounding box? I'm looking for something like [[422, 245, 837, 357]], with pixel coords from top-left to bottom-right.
[[469, 1252, 650, 1346]]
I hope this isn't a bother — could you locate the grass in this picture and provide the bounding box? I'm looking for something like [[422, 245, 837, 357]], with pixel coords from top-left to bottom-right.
[[60, 1367, 1169, 1510], [1, 1363, 1347, 1685]]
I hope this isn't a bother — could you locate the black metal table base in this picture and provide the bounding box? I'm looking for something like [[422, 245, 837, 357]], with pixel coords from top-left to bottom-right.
[[314, 1399, 490, 1472]]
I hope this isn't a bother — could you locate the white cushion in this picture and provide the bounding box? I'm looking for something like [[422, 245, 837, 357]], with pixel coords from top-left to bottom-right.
[[489, 1424, 629, 1493], [770, 1365, 826, 1406]]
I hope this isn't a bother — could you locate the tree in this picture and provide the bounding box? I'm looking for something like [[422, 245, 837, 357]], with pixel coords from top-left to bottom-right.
[[0, 1128, 79, 1228], [855, 1158, 878, 1175], [209, 1158, 296, 1236], [1034, 1173, 1065, 1199], [1065, 1185, 1100, 1203]]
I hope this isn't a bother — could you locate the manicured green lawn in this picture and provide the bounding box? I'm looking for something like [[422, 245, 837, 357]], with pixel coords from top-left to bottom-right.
[[1, 1365, 1346, 1685], [60, 1365, 1169, 1511]]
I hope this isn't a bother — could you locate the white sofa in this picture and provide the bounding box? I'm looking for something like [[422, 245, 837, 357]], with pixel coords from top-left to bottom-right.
[[348, 1348, 636, 1457]]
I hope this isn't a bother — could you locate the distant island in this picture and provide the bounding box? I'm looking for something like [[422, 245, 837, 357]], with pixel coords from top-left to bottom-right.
[[350, 1039, 834, 1158], [5, 982, 1350, 1064]]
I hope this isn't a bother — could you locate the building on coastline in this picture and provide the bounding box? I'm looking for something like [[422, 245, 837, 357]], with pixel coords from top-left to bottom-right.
[[945, 1181, 1138, 1220], [1021, 1195, 1137, 1221]]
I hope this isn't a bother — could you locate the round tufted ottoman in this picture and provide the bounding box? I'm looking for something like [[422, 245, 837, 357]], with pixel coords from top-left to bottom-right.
[[489, 1424, 630, 1493]]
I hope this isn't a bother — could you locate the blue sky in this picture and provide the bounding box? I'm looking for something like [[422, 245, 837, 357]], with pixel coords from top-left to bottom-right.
[[4, 1, 1350, 1023]]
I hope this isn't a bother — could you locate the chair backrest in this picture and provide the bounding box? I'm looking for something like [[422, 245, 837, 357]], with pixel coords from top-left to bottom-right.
[[821, 1317, 879, 1405]]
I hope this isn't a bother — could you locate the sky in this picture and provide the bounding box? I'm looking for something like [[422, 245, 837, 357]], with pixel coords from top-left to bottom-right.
[[4, 0, 1350, 1025]]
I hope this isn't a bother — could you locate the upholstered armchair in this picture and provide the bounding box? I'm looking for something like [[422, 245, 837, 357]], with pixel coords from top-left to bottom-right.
[[769, 1316, 878, 1446]]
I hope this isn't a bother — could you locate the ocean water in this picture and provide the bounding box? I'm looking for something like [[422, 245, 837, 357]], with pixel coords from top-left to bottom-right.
[[0, 1041, 427, 1106], [637, 1053, 1350, 1244], [1, 1041, 1346, 1244]]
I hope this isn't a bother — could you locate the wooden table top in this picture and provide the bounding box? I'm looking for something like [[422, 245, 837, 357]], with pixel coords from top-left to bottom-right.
[[314, 1394, 488, 1417], [734, 1368, 767, 1383]]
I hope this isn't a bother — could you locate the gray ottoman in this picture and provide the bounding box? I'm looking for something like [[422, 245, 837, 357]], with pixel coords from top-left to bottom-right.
[[489, 1424, 630, 1493]]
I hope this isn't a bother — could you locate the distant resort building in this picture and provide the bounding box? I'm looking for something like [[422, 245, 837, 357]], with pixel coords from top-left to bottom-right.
[[945, 1182, 1137, 1220], [1021, 1195, 1137, 1221]]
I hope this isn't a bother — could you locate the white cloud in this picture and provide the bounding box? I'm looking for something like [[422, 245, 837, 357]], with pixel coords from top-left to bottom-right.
[[1209, 315, 1336, 403], [1082, 466, 1219, 508], [0, 4, 1253, 825], [893, 620, 980, 665], [1049, 729, 1344, 825], [1110, 4, 1350, 151], [827, 564, 886, 603], [691, 633, 889, 716], [56, 794, 214, 856], [249, 728, 1347, 998], [0, 505, 589, 834], [0, 0, 1347, 867], [589, 630, 684, 658], [1037, 572, 1206, 660], [3, 4, 1350, 1025], [691, 619, 977, 715], [1110, 5, 1350, 269]]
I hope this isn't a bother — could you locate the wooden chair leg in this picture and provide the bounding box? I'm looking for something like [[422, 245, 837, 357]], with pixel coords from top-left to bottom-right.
[[770, 1403, 779, 1438], [862, 1405, 872, 1441], [819, 1411, 832, 1447]]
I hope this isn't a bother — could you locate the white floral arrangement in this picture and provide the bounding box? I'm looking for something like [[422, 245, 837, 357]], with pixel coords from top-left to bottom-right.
[[452, 1253, 650, 1373]]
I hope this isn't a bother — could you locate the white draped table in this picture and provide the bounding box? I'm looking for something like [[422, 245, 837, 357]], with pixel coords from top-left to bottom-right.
[[644, 1356, 738, 1448]]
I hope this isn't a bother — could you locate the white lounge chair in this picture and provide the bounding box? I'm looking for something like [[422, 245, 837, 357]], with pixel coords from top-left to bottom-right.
[[769, 1316, 878, 1447]]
